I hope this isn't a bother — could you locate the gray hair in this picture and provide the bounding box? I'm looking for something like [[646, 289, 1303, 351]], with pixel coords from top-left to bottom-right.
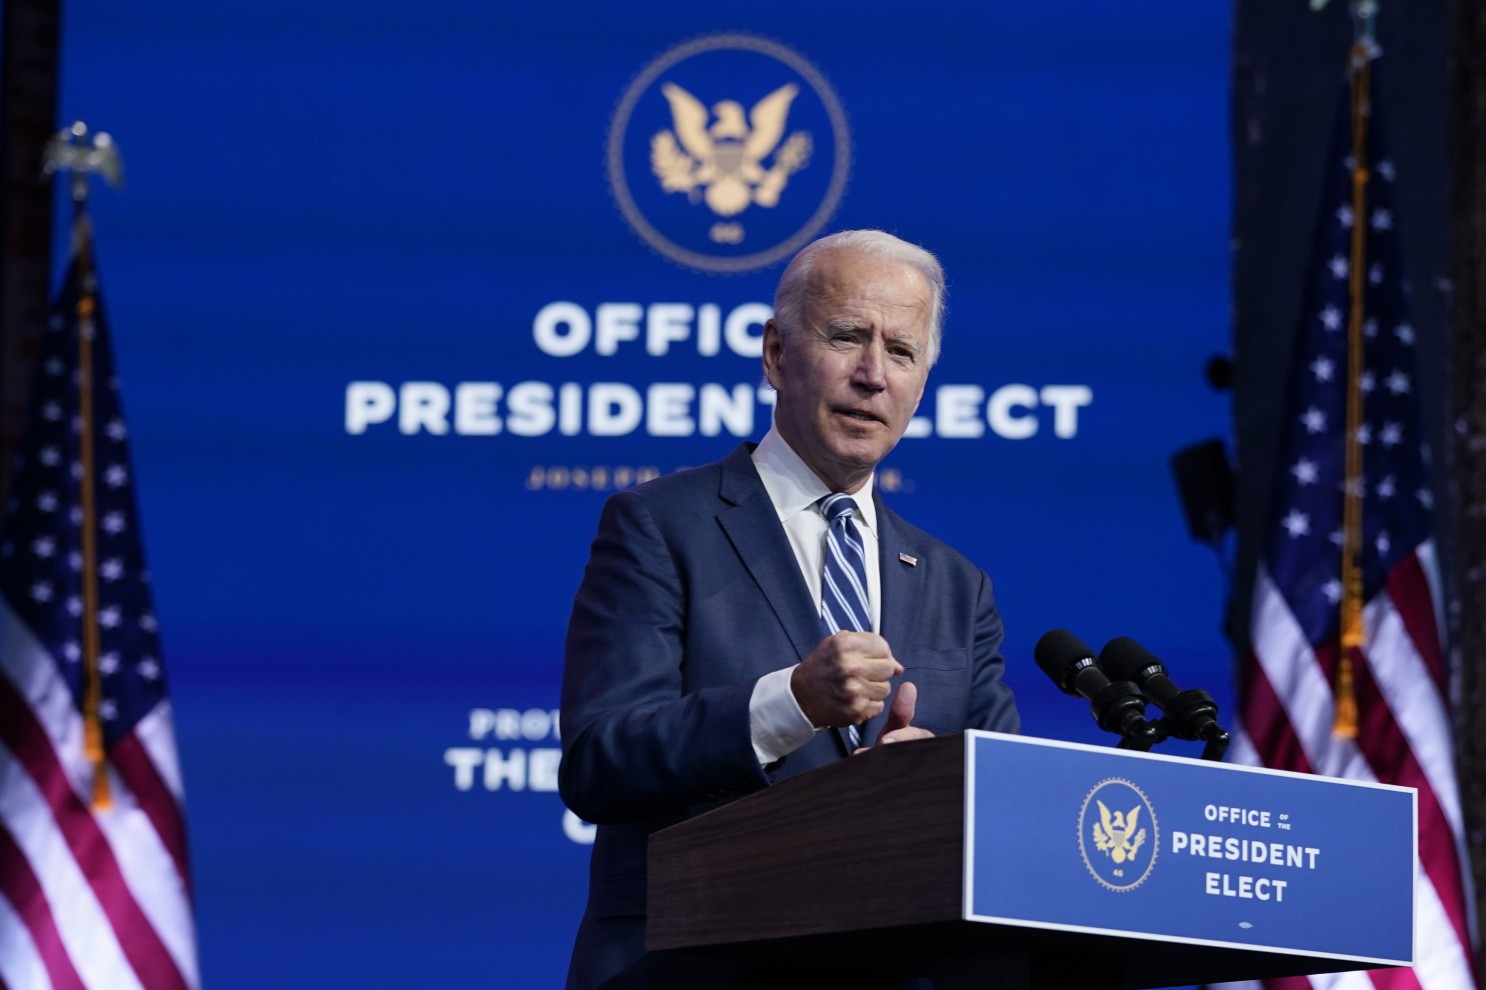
[[771, 229, 946, 366]]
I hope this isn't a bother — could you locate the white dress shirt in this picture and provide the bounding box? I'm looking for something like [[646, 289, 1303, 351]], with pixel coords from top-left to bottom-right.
[[747, 426, 880, 763]]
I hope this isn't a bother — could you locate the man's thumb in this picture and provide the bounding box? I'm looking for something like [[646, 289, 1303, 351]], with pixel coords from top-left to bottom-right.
[[885, 681, 917, 731]]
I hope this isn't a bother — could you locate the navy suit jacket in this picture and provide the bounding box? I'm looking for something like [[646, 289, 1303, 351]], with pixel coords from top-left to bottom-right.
[[559, 443, 1019, 989]]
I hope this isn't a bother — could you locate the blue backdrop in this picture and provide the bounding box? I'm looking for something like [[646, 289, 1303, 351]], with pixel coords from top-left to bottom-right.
[[56, 3, 1232, 985]]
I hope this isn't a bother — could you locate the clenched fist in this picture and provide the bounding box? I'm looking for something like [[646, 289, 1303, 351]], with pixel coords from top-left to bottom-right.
[[790, 630, 903, 728]]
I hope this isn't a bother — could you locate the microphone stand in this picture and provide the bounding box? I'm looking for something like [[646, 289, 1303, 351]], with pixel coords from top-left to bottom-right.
[[1090, 680, 1159, 752]]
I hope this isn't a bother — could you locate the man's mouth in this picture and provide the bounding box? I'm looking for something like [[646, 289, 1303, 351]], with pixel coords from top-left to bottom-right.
[[835, 408, 883, 425]]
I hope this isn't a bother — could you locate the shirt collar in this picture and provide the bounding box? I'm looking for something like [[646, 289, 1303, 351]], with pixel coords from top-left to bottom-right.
[[753, 426, 878, 536]]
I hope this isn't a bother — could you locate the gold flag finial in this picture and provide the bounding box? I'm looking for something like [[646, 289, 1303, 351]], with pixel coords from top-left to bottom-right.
[[43, 121, 123, 207]]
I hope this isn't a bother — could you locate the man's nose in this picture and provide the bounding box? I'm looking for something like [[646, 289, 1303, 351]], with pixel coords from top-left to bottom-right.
[[852, 341, 887, 390]]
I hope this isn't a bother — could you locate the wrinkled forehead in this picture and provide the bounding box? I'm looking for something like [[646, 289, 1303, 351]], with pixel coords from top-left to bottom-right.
[[803, 251, 934, 334]]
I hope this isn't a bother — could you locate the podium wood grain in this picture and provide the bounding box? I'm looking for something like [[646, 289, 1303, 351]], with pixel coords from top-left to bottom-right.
[[648, 735, 967, 948]]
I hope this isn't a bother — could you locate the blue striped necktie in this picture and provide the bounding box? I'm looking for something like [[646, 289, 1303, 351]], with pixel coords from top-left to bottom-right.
[[819, 492, 871, 749]]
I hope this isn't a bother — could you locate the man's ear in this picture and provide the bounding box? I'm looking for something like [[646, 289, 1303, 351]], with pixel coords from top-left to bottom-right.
[[762, 318, 785, 391]]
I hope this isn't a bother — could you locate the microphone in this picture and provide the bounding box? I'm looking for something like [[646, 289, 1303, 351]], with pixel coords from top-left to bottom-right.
[[1034, 629, 1158, 747], [1100, 637, 1230, 756]]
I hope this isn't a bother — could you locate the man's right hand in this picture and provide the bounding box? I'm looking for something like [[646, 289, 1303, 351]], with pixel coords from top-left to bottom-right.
[[790, 631, 903, 728]]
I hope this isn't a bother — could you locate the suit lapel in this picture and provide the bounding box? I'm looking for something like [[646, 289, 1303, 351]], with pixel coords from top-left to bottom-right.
[[716, 447, 917, 757], [715, 445, 823, 664], [861, 497, 924, 747]]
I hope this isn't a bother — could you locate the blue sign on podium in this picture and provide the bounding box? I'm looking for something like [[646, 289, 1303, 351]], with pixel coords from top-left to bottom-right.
[[964, 732, 1416, 967]]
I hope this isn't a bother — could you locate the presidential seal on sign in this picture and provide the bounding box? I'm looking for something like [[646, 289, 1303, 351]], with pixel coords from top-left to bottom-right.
[[1078, 778, 1159, 892], [607, 33, 851, 273]]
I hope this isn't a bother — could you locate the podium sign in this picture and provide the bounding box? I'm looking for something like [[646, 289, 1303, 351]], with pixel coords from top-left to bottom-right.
[[648, 732, 1415, 986], [965, 731, 1415, 967]]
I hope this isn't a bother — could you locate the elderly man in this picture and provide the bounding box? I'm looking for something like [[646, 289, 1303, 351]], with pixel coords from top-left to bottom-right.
[[559, 230, 1020, 989]]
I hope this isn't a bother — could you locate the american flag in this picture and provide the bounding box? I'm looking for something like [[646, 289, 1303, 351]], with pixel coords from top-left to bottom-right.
[[1226, 60, 1477, 990], [0, 218, 198, 989]]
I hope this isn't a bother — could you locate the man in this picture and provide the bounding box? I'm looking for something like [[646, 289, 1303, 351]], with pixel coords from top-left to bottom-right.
[[559, 230, 1020, 989]]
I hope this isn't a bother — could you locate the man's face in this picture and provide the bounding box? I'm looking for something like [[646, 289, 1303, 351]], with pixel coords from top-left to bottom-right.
[[763, 248, 934, 493]]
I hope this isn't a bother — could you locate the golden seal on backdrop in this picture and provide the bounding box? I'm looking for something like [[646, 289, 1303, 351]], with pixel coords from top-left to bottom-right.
[[608, 33, 851, 274]]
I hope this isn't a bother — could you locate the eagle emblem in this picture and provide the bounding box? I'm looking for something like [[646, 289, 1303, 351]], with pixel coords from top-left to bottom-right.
[[1092, 800, 1147, 865], [650, 82, 813, 218]]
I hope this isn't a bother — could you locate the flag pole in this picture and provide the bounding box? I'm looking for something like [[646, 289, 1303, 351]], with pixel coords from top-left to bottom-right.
[[1334, 7, 1379, 739], [41, 121, 123, 809]]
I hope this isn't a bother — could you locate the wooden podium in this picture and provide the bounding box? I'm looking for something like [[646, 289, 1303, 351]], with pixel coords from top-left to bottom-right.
[[647, 733, 1415, 989]]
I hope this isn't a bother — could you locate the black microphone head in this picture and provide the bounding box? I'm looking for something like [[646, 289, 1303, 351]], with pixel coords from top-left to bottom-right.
[[1100, 637, 1165, 683], [1035, 629, 1100, 695]]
